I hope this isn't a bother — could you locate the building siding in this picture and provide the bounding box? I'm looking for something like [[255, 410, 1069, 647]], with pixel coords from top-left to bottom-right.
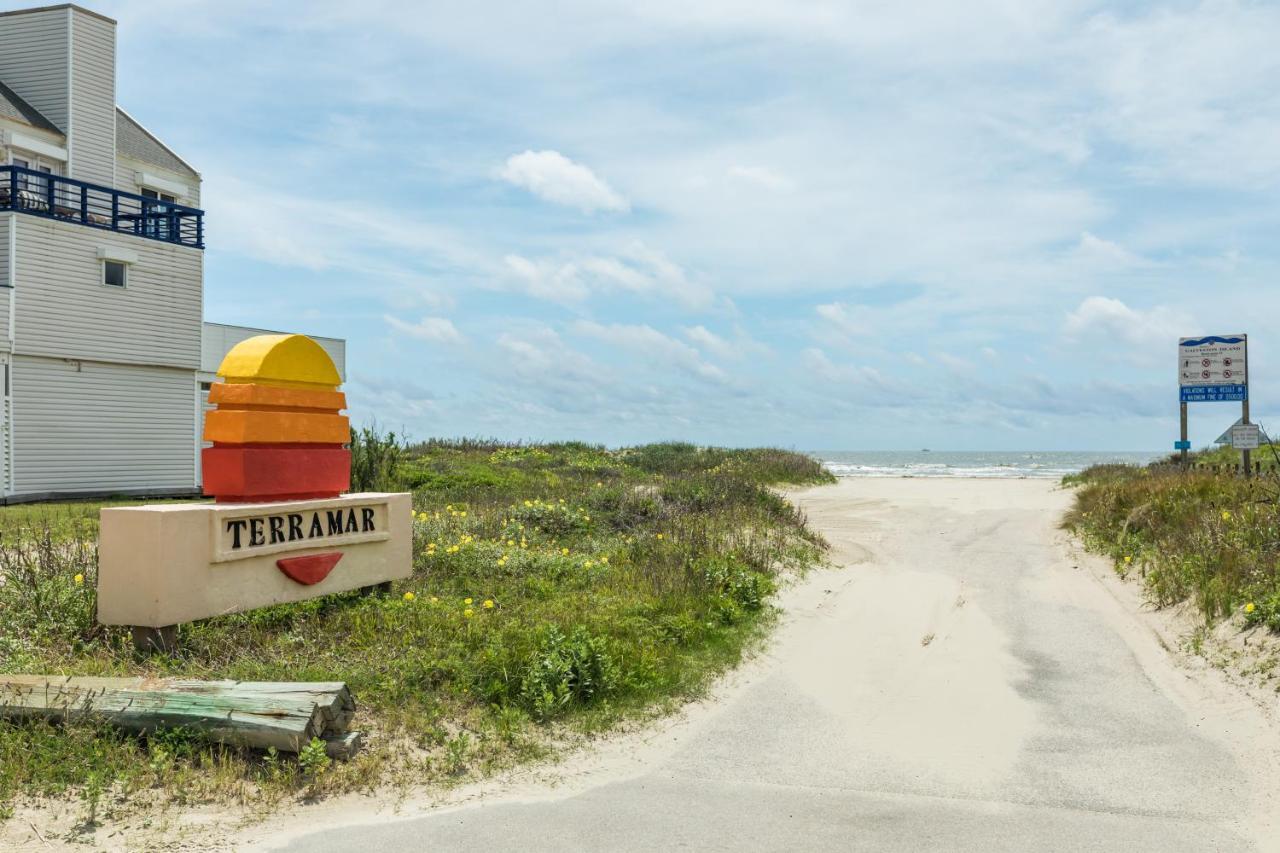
[[67, 9, 116, 187], [14, 216, 202, 368], [12, 354, 195, 495], [0, 213, 9, 289], [0, 8, 69, 133], [116, 153, 201, 207]]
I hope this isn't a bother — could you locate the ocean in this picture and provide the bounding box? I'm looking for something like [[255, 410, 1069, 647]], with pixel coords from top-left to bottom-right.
[[812, 450, 1160, 479]]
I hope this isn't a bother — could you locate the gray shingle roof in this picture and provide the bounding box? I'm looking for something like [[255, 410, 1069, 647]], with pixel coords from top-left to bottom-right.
[[0, 79, 61, 134], [116, 108, 198, 179]]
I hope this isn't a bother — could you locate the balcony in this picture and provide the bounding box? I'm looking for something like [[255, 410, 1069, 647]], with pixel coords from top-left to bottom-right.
[[0, 165, 204, 249]]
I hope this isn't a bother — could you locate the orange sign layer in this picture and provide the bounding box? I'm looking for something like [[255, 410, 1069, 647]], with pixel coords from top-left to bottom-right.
[[209, 383, 346, 412], [204, 410, 351, 445]]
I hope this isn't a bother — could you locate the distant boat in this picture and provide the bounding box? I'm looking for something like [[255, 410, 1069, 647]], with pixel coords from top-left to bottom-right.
[[921, 448, 931, 453]]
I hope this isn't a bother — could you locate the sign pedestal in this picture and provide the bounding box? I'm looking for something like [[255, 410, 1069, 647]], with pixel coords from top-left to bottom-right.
[[98, 492, 412, 639]]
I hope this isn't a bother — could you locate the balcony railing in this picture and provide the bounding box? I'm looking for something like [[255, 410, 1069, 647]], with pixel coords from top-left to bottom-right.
[[0, 165, 204, 249]]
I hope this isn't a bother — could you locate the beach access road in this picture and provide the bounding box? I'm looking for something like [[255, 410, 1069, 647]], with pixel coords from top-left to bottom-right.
[[263, 478, 1280, 853]]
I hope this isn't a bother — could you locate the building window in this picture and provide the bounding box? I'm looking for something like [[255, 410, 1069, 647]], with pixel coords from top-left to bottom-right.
[[103, 260, 127, 287], [139, 187, 177, 239]]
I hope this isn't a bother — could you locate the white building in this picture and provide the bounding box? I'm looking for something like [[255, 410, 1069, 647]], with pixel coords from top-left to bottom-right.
[[0, 4, 344, 502]]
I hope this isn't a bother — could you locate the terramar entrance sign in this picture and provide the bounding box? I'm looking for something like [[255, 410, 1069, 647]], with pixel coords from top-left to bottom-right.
[[98, 335, 412, 652], [1179, 334, 1247, 403]]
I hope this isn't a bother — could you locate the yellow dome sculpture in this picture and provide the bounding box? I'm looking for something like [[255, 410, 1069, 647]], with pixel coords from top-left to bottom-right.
[[217, 334, 342, 390]]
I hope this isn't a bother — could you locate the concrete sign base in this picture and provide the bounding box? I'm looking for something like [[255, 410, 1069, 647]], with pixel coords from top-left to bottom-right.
[[98, 492, 412, 629]]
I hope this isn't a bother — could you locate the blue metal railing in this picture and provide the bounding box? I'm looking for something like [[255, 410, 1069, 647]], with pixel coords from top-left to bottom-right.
[[0, 165, 204, 249]]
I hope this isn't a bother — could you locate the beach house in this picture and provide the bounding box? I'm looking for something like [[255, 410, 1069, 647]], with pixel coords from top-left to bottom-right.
[[0, 3, 344, 502]]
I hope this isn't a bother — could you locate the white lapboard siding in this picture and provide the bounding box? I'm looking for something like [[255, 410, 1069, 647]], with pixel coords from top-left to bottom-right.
[[0, 8, 70, 132], [0, 212, 9, 290], [15, 216, 202, 368], [68, 9, 117, 188], [12, 355, 195, 495]]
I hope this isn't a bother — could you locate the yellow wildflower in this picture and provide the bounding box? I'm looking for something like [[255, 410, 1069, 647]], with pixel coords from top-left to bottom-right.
[[403, 591, 416, 602], [507, 539, 516, 546], [459, 511, 467, 518], [524, 500, 533, 508], [430, 596, 439, 604], [1245, 602, 1256, 614], [596, 481, 603, 487], [483, 599, 495, 609], [1221, 510, 1232, 521], [656, 533, 664, 540], [464, 597, 473, 605], [1123, 555, 1132, 564], [464, 608, 474, 618], [73, 573, 84, 585], [601, 556, 609, 564], [561, 547, 570, 556]]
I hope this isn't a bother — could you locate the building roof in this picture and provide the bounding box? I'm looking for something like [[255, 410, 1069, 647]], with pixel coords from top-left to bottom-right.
[[115, 107, 199, 179], [0, 78, 61, 134], [0, 4, 115, 24]]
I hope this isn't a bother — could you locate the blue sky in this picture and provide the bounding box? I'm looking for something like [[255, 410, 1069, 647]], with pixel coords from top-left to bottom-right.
[[99, 0, 1280, 450]]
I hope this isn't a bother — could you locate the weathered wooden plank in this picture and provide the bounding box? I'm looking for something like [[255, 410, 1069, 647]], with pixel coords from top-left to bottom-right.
[[323, 731, 363, 760], [0, 676, 356, 754]]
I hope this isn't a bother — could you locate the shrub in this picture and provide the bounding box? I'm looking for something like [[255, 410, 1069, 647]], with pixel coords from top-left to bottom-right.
[[349, 425, 407, 492], [517, 626, 618, 721]]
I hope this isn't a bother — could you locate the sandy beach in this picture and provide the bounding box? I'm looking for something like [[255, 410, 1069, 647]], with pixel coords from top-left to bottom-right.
[[235, 477, 1280, 852]]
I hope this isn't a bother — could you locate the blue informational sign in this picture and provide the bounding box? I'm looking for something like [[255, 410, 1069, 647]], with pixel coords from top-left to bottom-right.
[[1174, 440, 1191, 450], [1179, 335, 1247, 403], [1180, 385, 1247, 403]]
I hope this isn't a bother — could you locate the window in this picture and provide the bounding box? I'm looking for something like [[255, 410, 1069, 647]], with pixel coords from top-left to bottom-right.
[[8, 151, 62, 208], [103, 260, 127, 288], [139, 187, 177, 239]]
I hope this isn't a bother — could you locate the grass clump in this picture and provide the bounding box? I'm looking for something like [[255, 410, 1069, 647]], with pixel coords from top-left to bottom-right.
[[1064, 463, 1280, 629], [0, 440, 831, 822]]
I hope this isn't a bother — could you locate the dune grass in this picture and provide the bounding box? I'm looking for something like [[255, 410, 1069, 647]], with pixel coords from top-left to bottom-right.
[[1064, 463, 1280, 633], [0, 441, 832, 826]]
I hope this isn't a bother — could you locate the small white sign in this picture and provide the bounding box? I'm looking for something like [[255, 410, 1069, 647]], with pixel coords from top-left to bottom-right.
[[1231, 423, 1261, 450]]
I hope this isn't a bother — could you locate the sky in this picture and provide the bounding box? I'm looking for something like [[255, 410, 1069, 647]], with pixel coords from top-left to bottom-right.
[[92, 0, 1280, 450]]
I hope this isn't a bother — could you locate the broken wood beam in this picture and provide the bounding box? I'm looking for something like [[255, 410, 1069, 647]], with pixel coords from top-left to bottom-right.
[[0, 676, 361, 758]]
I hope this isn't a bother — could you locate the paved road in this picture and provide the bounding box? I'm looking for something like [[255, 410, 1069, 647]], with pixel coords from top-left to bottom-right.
[[273, 479, 1265, 852]]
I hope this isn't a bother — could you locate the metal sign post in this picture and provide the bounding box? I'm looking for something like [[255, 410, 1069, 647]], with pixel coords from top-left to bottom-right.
[[1178, 334, 1249, 474]]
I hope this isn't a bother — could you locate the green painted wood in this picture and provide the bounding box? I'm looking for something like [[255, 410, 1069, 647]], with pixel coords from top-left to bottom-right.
[[0, 676, 357, 754]]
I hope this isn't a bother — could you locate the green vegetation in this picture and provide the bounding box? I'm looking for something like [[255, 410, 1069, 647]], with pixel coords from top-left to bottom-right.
[[1064, 463, 1280, 633], [0, 440, 832, 823]]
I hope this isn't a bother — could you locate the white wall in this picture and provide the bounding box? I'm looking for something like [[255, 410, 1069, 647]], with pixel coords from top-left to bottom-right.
[[15, 215, 202, 368], [67, 8, 117, 188], [12, 354, 196, 496], [0, 8, 70, 132]]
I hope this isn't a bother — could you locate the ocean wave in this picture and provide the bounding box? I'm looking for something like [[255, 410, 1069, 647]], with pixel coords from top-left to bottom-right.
[[816, 452, 1154, 479]]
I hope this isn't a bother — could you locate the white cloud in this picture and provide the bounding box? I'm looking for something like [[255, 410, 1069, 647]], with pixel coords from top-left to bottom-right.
[[1062, 296, 1186, 348], [728, 165, 795, 192], [499, 150, 630, 213], [575, 321, 728, 384], [384, 315, 464, 344], [936, 352, 976, 375], [815, 302, 868, 337], [1073, 232, 1151, 270], [802, 348, 890, 389], [503, 243, 713, 309]]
